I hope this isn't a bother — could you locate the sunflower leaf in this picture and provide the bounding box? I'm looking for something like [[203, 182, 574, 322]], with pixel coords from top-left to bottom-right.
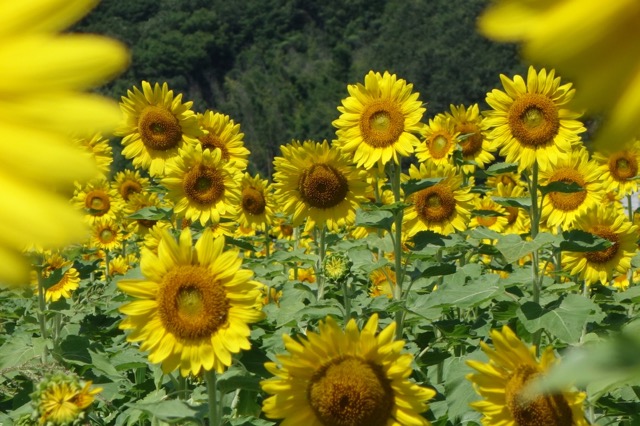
[[402, 177, 442, 196], [355, 207, 394, 230], [495, 232, 556, 264], [492, 196, 531, 209], [126, 206, 173, 220], [484, 162, 519, 175], [559, 229, 613, 252], [539, 180, 584, 195], [411, 230, 450, 249], [471, 209, 506, 217]]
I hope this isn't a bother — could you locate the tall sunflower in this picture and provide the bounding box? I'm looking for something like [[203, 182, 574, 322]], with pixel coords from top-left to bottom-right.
[[484, 66, 585, 171], [467, 326, 588, 426], [447, 103, 495, 174], [478, 0, 640, 152], [415, 115, 459, 166], [403, 162, 476, 236], [38, 252, 80, 303], [117, 81, 202, 177], [197, 110, 250, 170], [539, 147, 603, 230], [333, 71, 426, 170], [261, 314, 435, 426], [162, 145, 242, 226], [272, 140, 368, 232], [238, 172, 275, 231], [0, 0, 128, 284], [592, 139, 640, 197], [118, 227, 265, 376], [562, 207, 638, 285]]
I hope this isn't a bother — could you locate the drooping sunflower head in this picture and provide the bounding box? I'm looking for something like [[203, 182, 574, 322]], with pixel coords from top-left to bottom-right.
[[73, 132, 113, 179], [539, 146, 603, 230], [32, 372, 101, 426], [273, 140, 368, 232], [593, 139, 640, 197], [118, 227, 265, 376], [369, 266, 396, 298], [162, 144, 242, 226], [238, 172, 275, 231], [117, 81, 202, 177], [36, 252, 81, 303], [447, 103, 496, 173], [467, 326, 588, 426], [333, 70, 426, 170], [197, 110, 250, 170], [261, 314, 435, 426], [403, 162, 476, 236], [415, 114, 459, 166], [562, 207, 638, 285], [484, 66, 585, 171]]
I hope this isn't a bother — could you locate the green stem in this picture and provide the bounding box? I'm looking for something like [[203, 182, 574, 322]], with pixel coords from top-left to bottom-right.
[[205, 370, 220, 426], [389, 162, 405, 340], [341, 279, 351, 320], [264, 225, 271, 258], [627, 194, 634, 222], [317, 226, 327, 300], [36, 270, 49, 364], [104, 249, 110, 282], [529, 161, 542, 352]]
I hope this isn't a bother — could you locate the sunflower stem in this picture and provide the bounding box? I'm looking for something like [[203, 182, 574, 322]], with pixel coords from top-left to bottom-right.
[[316, 226, 327, 301], [529, 161, 542, 352], [36, 268, 49, 364], [205, 369, 221, 426], [388, 161, 405, 340], [264, 225, 271, 258], [627, 194, 634, 222], [341, 279, 351, 320], [104, 249, 110, 283]]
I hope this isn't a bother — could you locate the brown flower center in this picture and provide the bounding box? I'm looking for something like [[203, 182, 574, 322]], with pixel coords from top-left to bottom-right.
[[359, 99, 405, 148], [584, 225, 619, 264], [428, 133, 453, 159], [99, 228, 116, 244], [508, 93, 560, 148], [85, 190, 111, 216], [477, 214, 498, 228], [414, 184, 457, 223], [506, 206, 519, 226], [547, 168, 587, 212], [608, 151, 638, 181], [457, 122, 483, 157], [505, 364, 573, 426], [199, 133, 231, 162], [120, 180, 143, 201], [138, 106, 182, 151], [157, 265, 229, 340], [308, 356, 394, 426], [183, 164, 225, 206], [298, 163, 349, 209], [242, 187, 266, 216]]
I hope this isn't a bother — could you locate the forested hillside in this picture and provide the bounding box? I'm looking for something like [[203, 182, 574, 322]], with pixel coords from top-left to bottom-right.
[[76, 0, 524, 175]]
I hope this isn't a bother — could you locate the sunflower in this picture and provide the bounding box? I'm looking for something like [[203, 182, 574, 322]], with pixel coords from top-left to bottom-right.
[[478, 0, 640, 152], [486, 171, 526, 190], [539, 147, 603, 230], [447, 104, 495, 174], [90, 217, 123, 251], [112, 169, 149, 201], [162, 145, 242, 226], [369, 266, 396, 298], [467, 325, 588, 426], [0, 0, 128, 285], [333, 71, 426, 170], [415, 114, 458, 166], [33, 373, 102, 426], [140, 221, 174, 255], [592, 139, 640, 198], [489, 183, 531, 235], [403, 162, 476, 237], [124, 191, 164, 237], [261, 314, 435, 426], [562, 207, 638, 285], [273, 140, 368, 232], [36, 252, 80, 303], [470, 196, 509, 233], [72, 178, 124, 225], [238, 173, 275, 231], [288, 267, 316, 284], [484, 66, 585, 172], [117, 81, 201, 177], [197, 110, 250, 170], [118, 227, 264, 376], [73, 132, 113, 179]]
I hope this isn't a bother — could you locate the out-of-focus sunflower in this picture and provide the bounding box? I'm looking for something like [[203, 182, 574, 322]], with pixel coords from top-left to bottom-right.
[[333, 71, 426, 170], [112, 169, 149, 201], [118, 227, 264, 376], [447, 103, 495, 174], [593, 139, 640, 198], [163, 145, 242, 226], [90, 217, 123, 251], [238, 173, 275, 231], [403, 162, 476, 236], [197, 110, 250, 170], [470, 196, 508, 233], [124, 191, 164, 237], [72, 178, 124, 225], [484, 66, 585, 172], [415, 114, 458, 166], [38, 252, 80, 303], [563, 207, 638, 285], [73, 132, 113, 179], [32, 373, 101, 426], [490, 183, 530, 235], [478, 0, 640, 152], [273, 140, 368, 232], [369, 266, 396, 298], [288, 266, 316, 284], [117, 81, 201, 177], [467, 325, 588, 426], [539, 147, 603, 230], [140, 221, 174, 255], [261, 314, 435, 426], [486, 171, 526, 189], [0, 0, 128, 285]]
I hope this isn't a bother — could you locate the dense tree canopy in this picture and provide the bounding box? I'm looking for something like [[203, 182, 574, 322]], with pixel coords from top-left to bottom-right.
[[76, 0, 524, 175]]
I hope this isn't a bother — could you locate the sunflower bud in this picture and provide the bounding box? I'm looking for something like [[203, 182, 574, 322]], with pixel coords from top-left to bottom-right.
[[323, 253, 352, 283]]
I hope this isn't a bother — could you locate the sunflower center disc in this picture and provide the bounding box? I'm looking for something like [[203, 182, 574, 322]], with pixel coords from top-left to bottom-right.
[[430, 134, 451, 159], [508, 93, 560, 148], [138, 105, 183, 151], [183, 165, 225, 205], [609, 152, 638, 181], [199, 134, 230, 161], [308, 356, 394, 426], [506, 206, 519, 226], [457, 122, 483, 156], [120, 181, 143, 201], [242, 187, 266, 216], [547, 168, 587, 212], [99, 229, 115, 243], [157, 265, 230, 340], [360, 99, 405, 148], [477, 214, 498, 228], [415, 185, 457, 223], [584, 226, 620, 263], [298, 163, 349, 209], [85, 190, 111, 216], [505, 364, 573, 426]]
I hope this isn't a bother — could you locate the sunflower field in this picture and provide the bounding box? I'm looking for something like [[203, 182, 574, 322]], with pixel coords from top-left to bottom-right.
[[4, 0, 640, 425]]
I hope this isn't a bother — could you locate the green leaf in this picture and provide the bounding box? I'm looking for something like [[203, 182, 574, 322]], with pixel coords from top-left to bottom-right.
[[217, 366, 262, 393], [401, 177, 442, 196], [559, 229, 613, 252], [425, 267, 501, 309], [225, 236, 256, 252], [492, 196, 531, 209], [484, 162, 519, 175], [420, 262, 457, 277], [127, 206, 173, 220], [0, 335, 46, 369], [471, 209, 505, 217], [468, 227, 503, 241], [355, 207, 394, 231], [131, 399, 204, 422], [496, 232, 556, 264], [539, 180, 584, 196], [410, 230, 450, 249]]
